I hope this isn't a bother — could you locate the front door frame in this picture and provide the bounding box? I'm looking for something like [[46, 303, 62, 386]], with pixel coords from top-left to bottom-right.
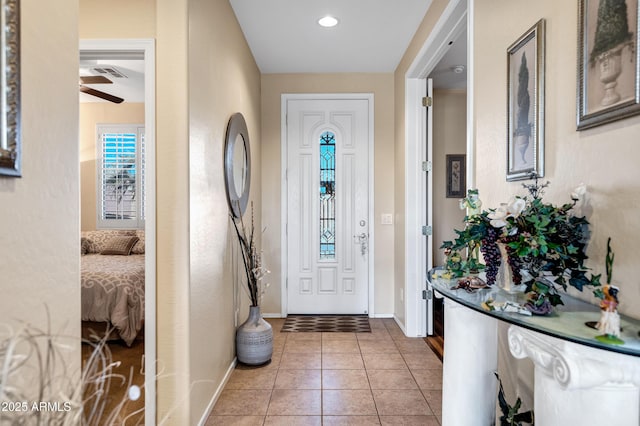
[[281, 93, 375, 317]]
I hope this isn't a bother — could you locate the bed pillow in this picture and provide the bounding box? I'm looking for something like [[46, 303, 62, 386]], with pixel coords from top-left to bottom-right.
[[81, 237, 90, 255], [131, 230, 145, 254], [100, 236, 140, 256], [82, 230, 136, 253]]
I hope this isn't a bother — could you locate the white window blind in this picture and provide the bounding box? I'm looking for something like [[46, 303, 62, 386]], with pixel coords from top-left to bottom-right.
[[97, 125, 145, 229]]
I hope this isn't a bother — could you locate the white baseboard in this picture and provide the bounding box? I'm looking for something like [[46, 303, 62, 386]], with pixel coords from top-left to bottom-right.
[[197, 357, 237, 426], [372, 313, 394, 318], [393, 315, 408, 336], [262, 313, 286, 318]]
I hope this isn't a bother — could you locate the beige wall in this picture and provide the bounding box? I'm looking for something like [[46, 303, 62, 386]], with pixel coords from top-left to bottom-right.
[[433, 89, 467, 265], [79, 103, 145, 231], [260, 73, 395, 316], [0, 0, 80, 398], [188, 0, 262, 422], [80, 0, 156, 37], [393, 0, 450, 327], [475, 1, 640, 318]]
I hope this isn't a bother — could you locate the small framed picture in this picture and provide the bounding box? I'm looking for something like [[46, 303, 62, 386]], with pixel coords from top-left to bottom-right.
[[507, 19, 545, 181], [577, 0, 640, 130], [446, 154, 466, 198]]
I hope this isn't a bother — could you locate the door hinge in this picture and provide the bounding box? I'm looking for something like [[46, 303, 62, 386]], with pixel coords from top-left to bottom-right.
[[422, 289, 433, 300], [422, 96, 432, 107], [422, 225, 432, 236], [422, 161, 432, 172]]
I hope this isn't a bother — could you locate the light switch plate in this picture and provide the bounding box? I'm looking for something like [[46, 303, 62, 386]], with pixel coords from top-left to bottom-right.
[[381, 213, 393, 225]]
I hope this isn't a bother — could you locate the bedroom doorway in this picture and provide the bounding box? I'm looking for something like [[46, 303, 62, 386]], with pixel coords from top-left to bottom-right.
[[79, 39, 156, 425]]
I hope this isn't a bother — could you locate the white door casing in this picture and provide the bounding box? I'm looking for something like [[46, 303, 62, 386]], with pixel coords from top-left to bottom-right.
[[284, 96, 372, 315]]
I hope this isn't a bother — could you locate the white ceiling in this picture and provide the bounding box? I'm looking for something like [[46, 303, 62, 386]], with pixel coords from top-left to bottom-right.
[[229, 0, 434, 73], [429, 28, 467, 90], [79, 59, 145, 103]]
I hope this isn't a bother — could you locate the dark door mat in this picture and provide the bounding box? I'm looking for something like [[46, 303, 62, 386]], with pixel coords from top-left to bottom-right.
[[281, 315, 371, 333]]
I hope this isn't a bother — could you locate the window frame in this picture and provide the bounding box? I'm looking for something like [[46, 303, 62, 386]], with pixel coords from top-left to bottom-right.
[[96, 124, 145, 229]]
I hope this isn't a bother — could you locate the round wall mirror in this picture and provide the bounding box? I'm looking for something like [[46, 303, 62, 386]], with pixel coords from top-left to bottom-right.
[[224, 113, 251, 218]]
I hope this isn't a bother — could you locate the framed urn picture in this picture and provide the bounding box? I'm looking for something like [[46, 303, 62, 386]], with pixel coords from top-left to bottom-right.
[[577, 0, 640, 130]]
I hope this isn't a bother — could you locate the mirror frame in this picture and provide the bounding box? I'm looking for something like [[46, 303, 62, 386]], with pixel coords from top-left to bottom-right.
[[0, 0, 20, 177], [224, 112, 251, 218]]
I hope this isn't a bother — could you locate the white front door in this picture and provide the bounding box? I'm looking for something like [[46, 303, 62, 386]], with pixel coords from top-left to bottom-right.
[[285, 97, 371, 314]]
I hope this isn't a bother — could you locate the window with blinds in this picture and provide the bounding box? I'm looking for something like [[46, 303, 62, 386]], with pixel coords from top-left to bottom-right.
[[97, 125, 145, 229]]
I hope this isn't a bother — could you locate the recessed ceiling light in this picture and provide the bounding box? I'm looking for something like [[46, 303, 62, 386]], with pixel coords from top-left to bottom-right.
[[318, 16, 339, 28]]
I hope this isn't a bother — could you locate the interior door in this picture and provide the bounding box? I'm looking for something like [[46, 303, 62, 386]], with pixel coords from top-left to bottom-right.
[[286, 98, 370, 314], [425, 78, 434, 335]]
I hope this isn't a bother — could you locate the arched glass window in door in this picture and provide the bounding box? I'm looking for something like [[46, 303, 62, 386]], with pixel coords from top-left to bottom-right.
[[320, 131, 336, 259]]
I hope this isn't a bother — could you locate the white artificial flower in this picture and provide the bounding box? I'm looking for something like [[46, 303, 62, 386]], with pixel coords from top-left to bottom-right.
[[507, 198, 526, 218], [488, 205, 508, 228], [571, 183, 587, 201]]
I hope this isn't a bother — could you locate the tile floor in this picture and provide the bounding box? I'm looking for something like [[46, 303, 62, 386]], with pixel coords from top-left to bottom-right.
[[207, 318, 443, 425]]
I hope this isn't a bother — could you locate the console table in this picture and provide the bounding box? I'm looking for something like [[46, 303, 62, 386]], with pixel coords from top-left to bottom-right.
[[428, 268, 640, 426]]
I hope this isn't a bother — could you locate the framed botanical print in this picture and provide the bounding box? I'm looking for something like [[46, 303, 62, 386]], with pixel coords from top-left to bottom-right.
[[446, 154, 466, 198], [507, 19, 545, 181]]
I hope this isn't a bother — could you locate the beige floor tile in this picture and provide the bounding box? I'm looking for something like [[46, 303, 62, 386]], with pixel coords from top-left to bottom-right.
[[225, 368, 278, 390], [322, 339, 361, 354], [279, 352, 321, 369], [402, 352, 442, 370], [357, 340, 400, 354], [212, 389, 271, 416], [356, 332, 392, 342], [323, 415, 381, 425], [410, 369, 443, 390], [322, 369, 370, 389], [204, 416, 264, 426], [379, 415, 440, 425], [205, 415, 265, 425], [263, 415, 322, 425], [322, 353, 365, 369], [274, 369, 321, 389], [422, 390, 442, 416], [322, 332, 358, 341], [267, 389, 321, 416], [284, 339, 322, 353], [285, 332, 322, 342], [394, 339, 432, 353], [322, 390, 377, 416], [367, 369, 418, 390], [372, 389, 432, 416], [362, 353, 407, 370]]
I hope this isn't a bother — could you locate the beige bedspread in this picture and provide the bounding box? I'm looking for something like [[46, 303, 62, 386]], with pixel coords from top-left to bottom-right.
[[81, 254, 145, 346]]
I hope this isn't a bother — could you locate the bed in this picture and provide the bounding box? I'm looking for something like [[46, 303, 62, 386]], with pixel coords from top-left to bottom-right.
[[81, 229, 145, 346]]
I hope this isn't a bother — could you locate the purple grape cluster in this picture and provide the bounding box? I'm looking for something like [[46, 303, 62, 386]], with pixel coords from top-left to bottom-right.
[[502, 236, 522, 284], [480, 227, 501, 285]]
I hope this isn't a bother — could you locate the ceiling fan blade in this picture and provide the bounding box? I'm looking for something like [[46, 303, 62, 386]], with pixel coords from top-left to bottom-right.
[[79, 85, 124, 104], [79, 75, 113, 85]]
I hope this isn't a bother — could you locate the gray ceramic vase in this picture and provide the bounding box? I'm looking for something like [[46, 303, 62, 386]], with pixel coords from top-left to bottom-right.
[[236, 305, 273, 365]]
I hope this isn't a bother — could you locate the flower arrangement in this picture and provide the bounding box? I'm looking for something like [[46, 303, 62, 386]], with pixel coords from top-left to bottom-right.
[[442, 177, 601, 313], [230, 203, 270, 307]]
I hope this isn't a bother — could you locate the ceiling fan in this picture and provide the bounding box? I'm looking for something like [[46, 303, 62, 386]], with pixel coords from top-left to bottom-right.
[[79, 75, 124, 104]]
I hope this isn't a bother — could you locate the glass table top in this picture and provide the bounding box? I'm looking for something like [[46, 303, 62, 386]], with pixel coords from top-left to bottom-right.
[[428, 268, 640, 357]]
